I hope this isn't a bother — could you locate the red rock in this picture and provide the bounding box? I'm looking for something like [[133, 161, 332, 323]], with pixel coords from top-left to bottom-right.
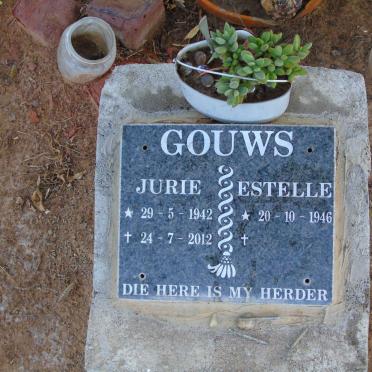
[[88, 75, 108, 107], [86, 0, 165, 50], [166, 47, 176, 62], [13, 0, 79, 48], [27, 110, 39, 124]]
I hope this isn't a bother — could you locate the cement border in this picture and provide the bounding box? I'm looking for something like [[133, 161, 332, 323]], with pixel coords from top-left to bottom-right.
[[86, 64, 370, 371]]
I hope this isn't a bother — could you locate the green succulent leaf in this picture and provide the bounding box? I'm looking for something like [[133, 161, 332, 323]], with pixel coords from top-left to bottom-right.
[[248, 42, 258, 51], [228, 32, 238, 45], [216, 81, 229, 94], [283, 44, 294, 55], [273, 32, 282, 44], [256, 58, 271, 67], [254, 71, 266, 81], [229, 78, 240, 89], [214, 37, 226, 45], [261, 31, 271, 43], [243, 66, 253, 75], [248, 36, 257, 43], [273, 46, 283, 57], [274, 58, 284, 67], [237, 68, 247, 76], [294, 66, 307, 75], [230, 42, 239, 52], [237, 66, 253, 76], [293, 34, 301, 51], [240, 50, 255, 63], [287, 56, 301, 64], [227, 95, 238, 107], [288, 66, 307, 81], [298, 50, 310, 59], [215, 46, 227, 55], [238, 86, 248, 96], [284, 60, 294, 68]]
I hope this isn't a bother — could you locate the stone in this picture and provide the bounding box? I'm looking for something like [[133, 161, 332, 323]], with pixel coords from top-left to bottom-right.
[[179, 62, 192, 76], [86, 0, 165, 50], [27, 110, 39, 124], [200, 73, 214, 87], [86, 64, 370, 371], [87, 70, 112, 107], [119, 124, 334, 305], [12, 0, 79, 48], [194, 50, 207, 66], [331, 48, 342, 57]]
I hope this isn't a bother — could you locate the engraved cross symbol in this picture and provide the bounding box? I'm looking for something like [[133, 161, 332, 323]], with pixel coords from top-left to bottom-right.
[[124, 232, 132, 243], [241, 234, 249, 246]]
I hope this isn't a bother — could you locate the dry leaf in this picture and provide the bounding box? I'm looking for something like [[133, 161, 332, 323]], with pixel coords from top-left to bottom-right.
[[67, 171, 85, 183], [57, 282, 76, 303], [9, 64, 17, 79], [184, 25, 200, 41], [198, 16, 211, 43], [31, 189, 45, 212], [57, 174, 66, 184], [165, 0, 185, 9], [174, 0, 185, 6], [45, 188, 51, 200]]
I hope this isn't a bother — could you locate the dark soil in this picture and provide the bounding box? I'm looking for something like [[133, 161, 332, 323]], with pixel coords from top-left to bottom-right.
[[72, 33, 108, 60]]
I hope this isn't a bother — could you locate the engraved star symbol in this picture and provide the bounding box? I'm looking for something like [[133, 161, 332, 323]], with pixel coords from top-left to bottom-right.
[[242, 210, 250, 221], [124, 207, 133, 218]]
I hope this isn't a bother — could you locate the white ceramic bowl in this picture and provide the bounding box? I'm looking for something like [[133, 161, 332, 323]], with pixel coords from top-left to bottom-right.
[[175, 31, 291, 123]]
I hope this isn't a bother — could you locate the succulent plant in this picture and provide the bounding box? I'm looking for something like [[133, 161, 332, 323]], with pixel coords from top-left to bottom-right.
[[209, 24, 312, 107]]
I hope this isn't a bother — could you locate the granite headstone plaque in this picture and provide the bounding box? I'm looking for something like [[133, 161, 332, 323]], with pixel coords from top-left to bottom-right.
[[118, 124, 335, 305]]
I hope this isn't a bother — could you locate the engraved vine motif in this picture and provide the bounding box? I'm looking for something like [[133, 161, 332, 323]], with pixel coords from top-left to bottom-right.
[[208, 165, 236, 279]]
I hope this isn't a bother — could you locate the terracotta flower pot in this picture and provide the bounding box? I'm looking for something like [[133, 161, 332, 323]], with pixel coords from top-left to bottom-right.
[[197, 0, 324, 28]]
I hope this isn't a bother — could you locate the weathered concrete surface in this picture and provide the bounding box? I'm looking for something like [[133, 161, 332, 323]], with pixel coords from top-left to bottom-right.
[[86, 64, 370, 371]]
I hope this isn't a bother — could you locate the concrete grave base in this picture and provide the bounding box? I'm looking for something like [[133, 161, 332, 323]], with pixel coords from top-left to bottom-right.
[[86, 64, 370, 371]]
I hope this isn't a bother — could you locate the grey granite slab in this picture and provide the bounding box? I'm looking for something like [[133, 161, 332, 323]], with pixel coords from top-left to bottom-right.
[[86, 64, 370, 372], [119, 124, 335, 305]]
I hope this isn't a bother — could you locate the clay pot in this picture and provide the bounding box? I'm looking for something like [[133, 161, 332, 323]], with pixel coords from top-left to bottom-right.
[[197, 0, 324, 28]]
